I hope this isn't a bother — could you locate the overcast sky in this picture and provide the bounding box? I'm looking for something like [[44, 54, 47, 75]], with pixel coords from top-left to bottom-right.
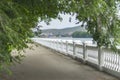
[[39, 14, 81, 30], [38, 9, 120, 30]]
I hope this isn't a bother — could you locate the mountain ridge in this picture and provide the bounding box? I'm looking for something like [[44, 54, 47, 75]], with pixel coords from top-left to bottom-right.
[[41, 26, 86, 35]]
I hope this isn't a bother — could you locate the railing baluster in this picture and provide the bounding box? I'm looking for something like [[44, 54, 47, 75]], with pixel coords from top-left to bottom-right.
[[83, 42, 87, 63], [66, 41, 68, 55], [73, 41, 76, 57]]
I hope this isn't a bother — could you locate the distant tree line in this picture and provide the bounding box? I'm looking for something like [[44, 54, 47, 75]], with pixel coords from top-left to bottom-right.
[[72, 31, 92, 38]]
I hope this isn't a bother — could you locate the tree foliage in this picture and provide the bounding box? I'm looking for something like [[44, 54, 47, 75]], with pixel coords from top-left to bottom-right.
[[72, 31, 92, 38], [0, 0, 120, 74]]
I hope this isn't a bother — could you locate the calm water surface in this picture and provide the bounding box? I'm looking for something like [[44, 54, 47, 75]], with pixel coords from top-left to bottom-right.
[[50, 37, 93, 42]]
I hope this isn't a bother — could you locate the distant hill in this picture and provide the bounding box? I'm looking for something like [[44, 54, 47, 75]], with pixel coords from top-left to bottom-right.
[[41, 26, 86, 36]]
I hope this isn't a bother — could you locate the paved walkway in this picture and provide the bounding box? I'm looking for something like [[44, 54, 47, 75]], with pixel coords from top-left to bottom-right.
[[4, 44, 118, 80]]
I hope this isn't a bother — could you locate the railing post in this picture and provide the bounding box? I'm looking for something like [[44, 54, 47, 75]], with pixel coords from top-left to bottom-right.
[[73, 41, 76, 57], [60, 40, 62, 52], [98, 46, 104, 71], [56, 40, 58, 50], [83, 42, 87, 63], [66, 41, 68, 55]]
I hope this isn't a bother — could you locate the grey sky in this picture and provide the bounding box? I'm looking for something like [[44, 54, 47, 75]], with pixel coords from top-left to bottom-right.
[[38, 10, 120, 30], [39, 14, 81, 30]]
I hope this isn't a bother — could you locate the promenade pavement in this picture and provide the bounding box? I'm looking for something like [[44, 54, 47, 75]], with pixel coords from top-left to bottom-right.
[[3, 44, 118, 80]]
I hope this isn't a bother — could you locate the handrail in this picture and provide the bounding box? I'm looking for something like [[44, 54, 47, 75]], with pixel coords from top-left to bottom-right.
[[32, 38, 120, 79]]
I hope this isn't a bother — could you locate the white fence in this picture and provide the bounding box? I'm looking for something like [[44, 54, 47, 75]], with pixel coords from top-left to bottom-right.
[[32, 38, 120, 78]]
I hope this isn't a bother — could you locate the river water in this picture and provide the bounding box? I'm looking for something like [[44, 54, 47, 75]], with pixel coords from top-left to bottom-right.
[[48, 37, 93, 42]]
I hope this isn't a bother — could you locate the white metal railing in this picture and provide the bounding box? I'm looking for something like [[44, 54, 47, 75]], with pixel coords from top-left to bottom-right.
[[32, 38, 120, 78]]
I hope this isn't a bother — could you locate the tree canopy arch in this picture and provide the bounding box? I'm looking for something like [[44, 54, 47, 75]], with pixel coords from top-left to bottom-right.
[[0, 0, 120, 74]]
